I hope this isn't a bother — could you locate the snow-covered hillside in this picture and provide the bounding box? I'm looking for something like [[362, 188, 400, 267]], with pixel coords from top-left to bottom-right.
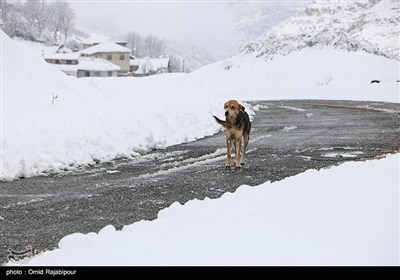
[[0, 30, 222, 181], [228, 1, 309, 38], [1, 26, 399, 181], [192, 48, 399, 102], [239, 0, 400, 60]]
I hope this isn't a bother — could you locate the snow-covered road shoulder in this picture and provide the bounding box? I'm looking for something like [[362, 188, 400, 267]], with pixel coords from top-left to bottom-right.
[[15, 154, 399, 266]]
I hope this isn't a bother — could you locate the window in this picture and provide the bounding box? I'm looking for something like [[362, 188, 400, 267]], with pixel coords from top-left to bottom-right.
[[107, 54, 112, 60], [108, 71, 113, 77], [119, 54, 125, 60], [55, 60, 60, 64], [85, 71, 90, 77], [94, 71, 100, 77], [66, 60, 71, 65]]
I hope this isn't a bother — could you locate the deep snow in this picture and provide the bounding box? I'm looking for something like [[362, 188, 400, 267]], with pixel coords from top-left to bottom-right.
[[12, 154, 399, 266], [2, 1, 399, 267], [1, 29, 399, 180], [1, 31, 222, 180]]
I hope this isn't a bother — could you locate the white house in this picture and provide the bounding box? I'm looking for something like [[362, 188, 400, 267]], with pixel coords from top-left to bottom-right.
[[44, 53, 80, 76], [43, 38, 171, 78], [81, 34, 128, 49], [43, 52, 80, 65], [80, 42, 132, 74], [44, 53, 120, 77]]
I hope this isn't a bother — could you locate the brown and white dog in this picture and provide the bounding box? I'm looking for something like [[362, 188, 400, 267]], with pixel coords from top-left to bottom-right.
[[213, 100, 251, 168]]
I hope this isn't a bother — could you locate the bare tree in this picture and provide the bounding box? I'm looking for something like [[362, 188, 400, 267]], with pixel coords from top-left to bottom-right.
[[127, 32, 167, 58], [127, 32, 143, 57], [61, 3, 74, 44], [23, 0, 50, 38], [0, 0, 12, 27], [1, 0, 74, 43], [143, 35, 165, 57], [0, 0, 25, 38], [49, 1, 75, 44], [49, 1, 62, 42]]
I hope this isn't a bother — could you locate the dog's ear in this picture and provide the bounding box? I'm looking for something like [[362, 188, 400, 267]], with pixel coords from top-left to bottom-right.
[[241, 105, 245, 111]]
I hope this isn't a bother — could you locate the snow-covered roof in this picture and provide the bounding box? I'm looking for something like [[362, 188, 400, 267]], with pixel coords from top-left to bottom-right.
[[130, 59, 139, 66], [81, 42, 131, 55], [81, 33, 128, 48], [152, 58, 170, 69], [114, 40, 128, 44], [77, 58, 120, 71], [43, 52, 80, 60], [135, 58, 170, 74]]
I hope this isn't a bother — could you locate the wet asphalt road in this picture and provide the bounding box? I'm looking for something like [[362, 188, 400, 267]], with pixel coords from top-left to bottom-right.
[[0, 100, 399, 265]]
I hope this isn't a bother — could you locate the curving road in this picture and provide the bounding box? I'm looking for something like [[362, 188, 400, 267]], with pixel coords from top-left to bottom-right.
[[1, 100, 399, 265]]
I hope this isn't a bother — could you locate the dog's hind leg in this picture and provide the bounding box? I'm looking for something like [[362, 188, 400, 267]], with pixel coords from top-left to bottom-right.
[[241, 133, 250, 165], [226, 138, 232, 167]]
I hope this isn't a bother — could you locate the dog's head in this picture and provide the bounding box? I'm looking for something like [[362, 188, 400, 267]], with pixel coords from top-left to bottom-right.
[[224, 100, 245, 118]]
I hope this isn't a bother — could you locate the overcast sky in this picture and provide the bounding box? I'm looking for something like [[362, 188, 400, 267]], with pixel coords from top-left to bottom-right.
[[69, 0, 309, 60]]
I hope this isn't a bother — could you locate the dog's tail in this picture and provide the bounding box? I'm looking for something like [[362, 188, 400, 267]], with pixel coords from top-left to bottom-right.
[[213, 116, 227, 128]]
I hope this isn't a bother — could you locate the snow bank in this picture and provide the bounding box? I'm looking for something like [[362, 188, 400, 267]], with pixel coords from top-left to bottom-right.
[[1, 29, 398, 180], [15, 154, 399, 266]]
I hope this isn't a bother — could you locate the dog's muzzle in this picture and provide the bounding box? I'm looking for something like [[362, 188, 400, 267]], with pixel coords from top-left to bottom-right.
[[225, 111, 229, 116]]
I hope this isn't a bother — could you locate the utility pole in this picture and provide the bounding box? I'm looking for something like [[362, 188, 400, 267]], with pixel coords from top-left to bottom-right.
[[182, 59, 185, 73]]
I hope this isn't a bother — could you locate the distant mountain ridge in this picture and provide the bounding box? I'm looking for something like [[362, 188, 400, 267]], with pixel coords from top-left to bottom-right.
[[228, 1, 308, 38], [238, 0, 400, 60]]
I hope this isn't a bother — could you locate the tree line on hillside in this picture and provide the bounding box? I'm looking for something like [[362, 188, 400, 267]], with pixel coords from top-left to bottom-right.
[[0, 0, 75, 44], [0, 1, 207, 72], [126, 32, 185, 72]]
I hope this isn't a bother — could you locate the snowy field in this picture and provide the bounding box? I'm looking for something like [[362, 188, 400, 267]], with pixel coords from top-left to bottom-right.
[[1, 30, 399, 180], [10, 154, 398, 266]]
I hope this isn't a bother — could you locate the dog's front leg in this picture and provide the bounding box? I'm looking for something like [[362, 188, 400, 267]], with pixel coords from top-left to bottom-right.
[[226, 138, 232, 167], [235, 136, 242, 168]]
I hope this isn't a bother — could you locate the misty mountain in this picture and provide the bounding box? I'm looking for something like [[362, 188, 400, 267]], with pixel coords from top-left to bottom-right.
[[238, 0, 399, 61], [125, 32, 214, 73], [228, 1, 309, 39], [165, 40, 214, 72]]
